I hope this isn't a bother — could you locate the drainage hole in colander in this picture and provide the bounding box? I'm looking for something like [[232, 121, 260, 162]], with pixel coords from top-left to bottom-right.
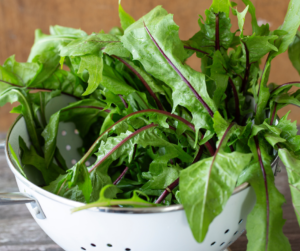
[[224, 229, 230, 234], [86, 161, 91, 167], [241, 229, 245, 234], [91, 243, 96, 247], [125, 249, 131, 251], [234, 230, 238, 235], [107, 244, 113, 247], [62, 130, 67, 136], [238, 219, 243, 224], [66, 145, 71, 151], [81, 248, 86, 250], [220, 242, 225, 246], [210, 242, 216, 246], [72, 159, 77, 165], [74, 129, 79, 135]]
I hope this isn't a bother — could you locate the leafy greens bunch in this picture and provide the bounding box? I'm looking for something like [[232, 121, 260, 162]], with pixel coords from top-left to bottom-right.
[[1, 0, 300, 249]]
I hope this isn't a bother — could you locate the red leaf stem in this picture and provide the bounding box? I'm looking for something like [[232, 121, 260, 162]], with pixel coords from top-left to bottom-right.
[[112, 55, 164, 110], [143, 22, 214, 117]]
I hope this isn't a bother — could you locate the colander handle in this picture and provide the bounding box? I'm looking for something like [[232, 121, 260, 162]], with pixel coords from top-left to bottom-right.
[[0, 192, 35, 205], [0, 192, 46, 219], [0, 140, 5, 149]]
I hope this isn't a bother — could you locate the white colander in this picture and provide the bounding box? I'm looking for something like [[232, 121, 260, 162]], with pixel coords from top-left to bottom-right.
[[0, 95, 279, 251]]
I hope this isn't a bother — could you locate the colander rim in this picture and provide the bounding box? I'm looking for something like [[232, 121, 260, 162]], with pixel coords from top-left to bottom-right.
[[5, 115, 279, 214]]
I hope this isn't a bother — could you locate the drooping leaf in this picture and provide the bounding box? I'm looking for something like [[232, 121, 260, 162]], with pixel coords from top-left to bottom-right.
[[180, 122, 252, 242], [239, 136, 292, 251], [288, 31, 300, 75], [234, 5, 249, 37], [0, 88, 42, 155], [273, 0, 300, 58], [241, 0, 270, 35], [19, 136, 64, 185], [77, 52, 104, 95], [278, 148, 300, 225], [8, 142, 27, 178], [119, 0, 135, 31], [72, 184, 156, 212]]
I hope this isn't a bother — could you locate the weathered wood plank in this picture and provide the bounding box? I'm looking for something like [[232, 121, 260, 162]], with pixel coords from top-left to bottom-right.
[[0, 244, 61, 251]]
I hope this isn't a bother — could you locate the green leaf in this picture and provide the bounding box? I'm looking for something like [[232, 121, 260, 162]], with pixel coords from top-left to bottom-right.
[[239, 159, 291, 251], [67, 162, 93, 203], [288, 31, 300, 75], [28, 29, 77, 86], [0, 88, 42, 155], [60, 33, 122, 57], [122, 6, 216, 136], [35, 69, 85, 97], [100, 63, 136, 96], [115, 58, 165, 95], [180, 122, 252, 242], [264, 133, 286, 148], [19, 136, 64, 185], [276, 111, 297, 137], [242, 0, 270, 35], [50, 25, 87, 37], [141, 153, 182, 190], [242, 35, 278, 63], [210, 51, 229, 108], [255, 83, 270, 124], [3, 55, 42, 86], [278, 148, 300, 225], [180, 149, 252, 242], [72, 184, 156, 212], [8, 142, 27, 178], [213, 111, 230, 138], [274, 0, 300, 57], [29, 90, 61, 127], [189, 10, 234, 57], [236, 6, 249, 37], [210, 0, 232, 17], [89, 125, 192, 201], [119, 0, 135, 31], [78, 52, 104, 95], [102, 42, 131, 58]]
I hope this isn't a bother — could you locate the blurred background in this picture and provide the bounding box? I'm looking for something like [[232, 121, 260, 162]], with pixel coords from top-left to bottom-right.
[[0, 0, 299, 132]]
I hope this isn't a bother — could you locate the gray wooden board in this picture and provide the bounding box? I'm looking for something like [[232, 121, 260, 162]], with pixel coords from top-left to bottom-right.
[[0, 141, 300, 250]]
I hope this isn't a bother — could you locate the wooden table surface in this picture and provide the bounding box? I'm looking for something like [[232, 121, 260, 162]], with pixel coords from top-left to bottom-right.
[[0, 134, 300, 251]]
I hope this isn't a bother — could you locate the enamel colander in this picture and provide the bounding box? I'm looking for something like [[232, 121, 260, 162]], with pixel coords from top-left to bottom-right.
[[0, 95, 279, 251]]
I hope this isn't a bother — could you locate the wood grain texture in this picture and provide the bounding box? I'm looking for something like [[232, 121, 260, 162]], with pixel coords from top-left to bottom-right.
[[0, 0, 299, 132]]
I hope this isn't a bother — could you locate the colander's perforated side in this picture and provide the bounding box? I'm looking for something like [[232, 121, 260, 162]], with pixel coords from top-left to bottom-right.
[[79, 243, 132, 250], [75, 216, 247, 251]]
